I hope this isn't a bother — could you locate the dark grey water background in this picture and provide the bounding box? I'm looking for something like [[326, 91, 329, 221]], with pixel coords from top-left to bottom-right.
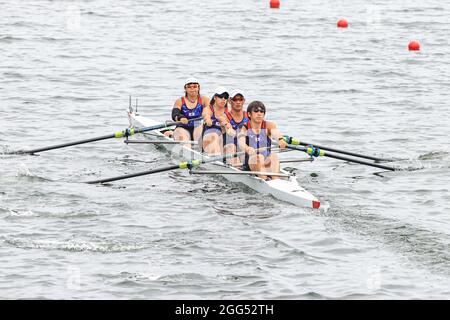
[[1, 0, 449, 299]]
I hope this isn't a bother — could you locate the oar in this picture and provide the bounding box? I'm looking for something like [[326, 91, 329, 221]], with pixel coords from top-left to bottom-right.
[[287, 144, 396, 171], [10, 117, 202, 155], [86, 163, 184, 184], [124, 140, 198, 145], [284, 136, 394, 162], [85, 150, 247, 184]]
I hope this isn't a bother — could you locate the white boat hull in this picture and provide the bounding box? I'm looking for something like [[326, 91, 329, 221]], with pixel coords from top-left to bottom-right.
[[127, 111, 320, 209]]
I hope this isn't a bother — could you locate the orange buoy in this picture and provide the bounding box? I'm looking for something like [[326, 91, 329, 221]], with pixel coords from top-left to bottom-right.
[[270, 0, 280, 9], [408, 41, 420, 51], [337, 19, 348, 28]]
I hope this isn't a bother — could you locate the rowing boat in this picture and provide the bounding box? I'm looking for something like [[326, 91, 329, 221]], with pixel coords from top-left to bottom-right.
[[127, 109, 321, 209]]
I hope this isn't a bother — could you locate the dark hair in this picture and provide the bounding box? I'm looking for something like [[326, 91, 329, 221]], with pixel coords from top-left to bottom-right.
[[247, 101, 266, 115]]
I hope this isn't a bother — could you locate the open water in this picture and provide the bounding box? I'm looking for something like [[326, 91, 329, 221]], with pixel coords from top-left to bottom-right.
[[1, 0, 449, 299]]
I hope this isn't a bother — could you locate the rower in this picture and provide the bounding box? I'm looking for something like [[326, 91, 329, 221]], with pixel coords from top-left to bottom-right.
[[202, 87, 230, 156], [223, 89, 249, 166], [238, 101, 288, 180], [171, 77, 210, 148]]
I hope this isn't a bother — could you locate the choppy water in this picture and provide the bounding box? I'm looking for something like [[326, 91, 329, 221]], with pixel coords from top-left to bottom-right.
[[1, 0, 449, 299]]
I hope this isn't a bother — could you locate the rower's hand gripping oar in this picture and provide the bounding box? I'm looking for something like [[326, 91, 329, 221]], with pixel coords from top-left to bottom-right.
[[282, 136, 395, 162], [287, 144, 396, 171], [85, 150, 247, 184], [10, 117, 203, 155]]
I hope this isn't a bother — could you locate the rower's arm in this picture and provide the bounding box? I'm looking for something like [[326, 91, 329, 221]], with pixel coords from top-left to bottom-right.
[[237, 128, 250, 153], [171, 99, 185, 121], [202, 106, 213, 126], [267, 121, 287, 149], [215, 114, 232, 134], [224, 124, 236, 136], [202, 95, 211, 109]]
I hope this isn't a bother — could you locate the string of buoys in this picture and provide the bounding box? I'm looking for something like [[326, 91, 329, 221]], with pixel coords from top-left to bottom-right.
[[268, 4, 420, 52], [335, 18, 421, 51]]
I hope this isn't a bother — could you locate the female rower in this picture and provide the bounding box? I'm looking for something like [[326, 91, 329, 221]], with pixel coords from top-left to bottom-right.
[[171, 77, 210, 148], [202, 87, 231, 155], [238, 101, 288, 180], [223, 89, 249, 165]]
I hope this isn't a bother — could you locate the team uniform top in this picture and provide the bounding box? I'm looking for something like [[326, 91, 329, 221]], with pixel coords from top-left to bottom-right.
[[243, 120, 272, 169], [224, 110, 249, 146]]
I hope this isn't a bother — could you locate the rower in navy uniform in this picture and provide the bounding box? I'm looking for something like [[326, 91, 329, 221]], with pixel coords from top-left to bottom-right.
[[223, 89, 249, 166], [171, 77, 210, 148], [238, 101, 287, 180], [202, 87, 230, 156]]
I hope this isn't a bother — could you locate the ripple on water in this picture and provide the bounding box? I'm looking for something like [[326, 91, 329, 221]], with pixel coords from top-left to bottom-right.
[[323, 206, 450, 276], [0, 36, 25, 43], [5, 209, 37, 218], [419, 150, 449, 161], [3, 237, 148, 253], [0, 145, 17, 154]]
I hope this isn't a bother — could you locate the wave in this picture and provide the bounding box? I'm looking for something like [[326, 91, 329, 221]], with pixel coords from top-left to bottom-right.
[[2, 71, 25, 79], [325, 206, 450, 276], [0, 35, 25, 43], [3, 237, 147, 253], [49, 95, 100, 102], [419, 150, 449, 161]]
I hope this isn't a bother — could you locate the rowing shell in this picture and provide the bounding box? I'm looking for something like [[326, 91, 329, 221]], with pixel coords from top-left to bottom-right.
[[127, 110, 321, 209]]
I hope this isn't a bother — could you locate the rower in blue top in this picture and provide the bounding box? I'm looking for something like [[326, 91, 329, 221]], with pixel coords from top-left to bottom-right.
[[171, 77, 210, 149], [202, 87, 231, 156], [223, 89, 249, 166], [238, 101, 288, 180]]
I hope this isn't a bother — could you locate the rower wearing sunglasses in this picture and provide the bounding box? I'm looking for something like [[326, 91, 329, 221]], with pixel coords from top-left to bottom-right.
[[202, 87, 232, 155], [238, 101, 288, 180], [223, 89, 249, 165], [171, 77, 210, 148]]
